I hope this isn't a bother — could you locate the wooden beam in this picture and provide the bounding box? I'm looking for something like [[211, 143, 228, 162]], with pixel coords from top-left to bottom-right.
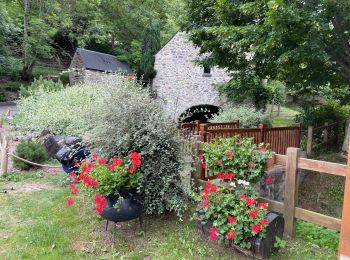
[[339, 141, 350, 258], [275, 154, 287, 166], [284, 147, 300, 238], [307, 126, 313, 157], [295, 207, 341, 231], [298, 158, 347, 177]]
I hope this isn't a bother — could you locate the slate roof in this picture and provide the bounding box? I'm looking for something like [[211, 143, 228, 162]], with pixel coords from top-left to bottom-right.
[[76, 48, 133, 74]]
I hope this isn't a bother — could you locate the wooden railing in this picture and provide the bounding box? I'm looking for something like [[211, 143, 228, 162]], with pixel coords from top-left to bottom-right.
[[179, 120, 240, 137], [200, 123, 301, 155], [192, 138, 350, 259]]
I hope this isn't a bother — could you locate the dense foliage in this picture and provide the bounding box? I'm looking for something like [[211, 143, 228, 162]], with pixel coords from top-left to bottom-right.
[[184, 0, 350, 105], [210, 105, 271, 128], [195, 136, 273, 248], [88, 76, 187, 217], [13, 141, 48, 170]]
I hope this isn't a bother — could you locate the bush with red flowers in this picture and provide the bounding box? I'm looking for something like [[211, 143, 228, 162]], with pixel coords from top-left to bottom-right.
[[195, 136, 274, 249], [200, 136, 272, 185], [195, 182, 269, 249], [66, 152, 143, 214]]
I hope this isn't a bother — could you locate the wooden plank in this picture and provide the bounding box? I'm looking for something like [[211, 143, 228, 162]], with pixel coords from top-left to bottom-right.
[[295, 207, 341, 231], [275, 154, 287, 166], [298, 158, 347, 177], [306, 126, 313, 157], [284, 147, 300, 238], [339, 141, 350, 258], [257, 198, 284, 213]]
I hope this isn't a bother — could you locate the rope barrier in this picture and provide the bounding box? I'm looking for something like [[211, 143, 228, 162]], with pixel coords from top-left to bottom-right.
[[7, 153, 62, 168]]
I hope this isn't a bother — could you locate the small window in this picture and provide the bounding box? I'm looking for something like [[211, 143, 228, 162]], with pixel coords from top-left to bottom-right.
[[203, 66, 211, 74]]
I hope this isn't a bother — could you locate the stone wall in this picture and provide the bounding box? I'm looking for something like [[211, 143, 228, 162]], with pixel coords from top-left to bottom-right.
[[69, 52, 85, 85], [152, 32, 231, 120]]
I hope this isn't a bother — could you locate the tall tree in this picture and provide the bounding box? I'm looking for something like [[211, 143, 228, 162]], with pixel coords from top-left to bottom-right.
[[184, 0, 350, 105], [139, 20, 161, 83]]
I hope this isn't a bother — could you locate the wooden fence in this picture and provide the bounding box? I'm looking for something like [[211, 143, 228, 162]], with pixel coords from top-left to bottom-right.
[[200, 123, 301, 155], [192, 139, 350, 259], [179, 120, 240, 137]]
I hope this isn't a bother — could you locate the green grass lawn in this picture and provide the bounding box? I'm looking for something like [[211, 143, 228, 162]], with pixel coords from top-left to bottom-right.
[[268, 104, 302, 127], [0, 172, 338, 259]]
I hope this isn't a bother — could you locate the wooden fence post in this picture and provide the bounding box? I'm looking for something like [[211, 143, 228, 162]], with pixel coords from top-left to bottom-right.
[[195, 120, 200, 134], [284, 147, 300, 238], [0, 136, 9, 175], [200, 123, 208, 143], [338, 141, 350, 259], [191, 135, 204, 188], [258, 124, 264, 143], [237, 120, 240, 128], [295, 123, 301, 147], [307, 126, 313, 157]]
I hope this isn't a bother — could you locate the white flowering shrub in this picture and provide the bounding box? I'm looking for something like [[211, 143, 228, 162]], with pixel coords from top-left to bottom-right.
[[15, 83, 98, 135], [88, 76, 187, 217], [210, 105, 271, 128]]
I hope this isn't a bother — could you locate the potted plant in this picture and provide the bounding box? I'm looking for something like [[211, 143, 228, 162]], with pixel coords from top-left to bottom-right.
[[195, 136, 284, 259], [66, 152, 144, 223]]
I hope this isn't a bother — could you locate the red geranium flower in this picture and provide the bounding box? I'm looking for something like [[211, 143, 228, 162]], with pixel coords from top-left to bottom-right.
[[132, 159, 141, 166], [260, 146, 268, 152], [216, 159, 222, 164], [258, 203, 268, 209], [249, 210, 259, 218], [210, 232, 218, 241], [98, 158, 107, 165], [205, 181, 211, 187], [66, 197, 74, 206], [129, 152, 141, 160], [203, 202, 210, 208], [239, 193, 246, 199], [92, 153, 99, 159], [83, 176, 91, 186], [128, 165, 137, 173], [90, 179, 99, 187], [211, 185, 217, 193], [69, 172, 76, 177], [201, 162, 207, 169], [245, 197, 256, 206], [260, 219, 268, 225], [247, 162, 256, 168], [227, 229, 235, 240], [209, 227, 217, 233], [218, 173, 224, 179], [252, 224, 262, 233], [197, 155, 204, 161], [113, 158, 123, 166], [203, 187, 211, 194], [87, 162, 94, 169], [203, 195, 209, 201], [226, 150, 234, 157], [108, 164, 115, 171], [69, 184, 78, 194], [265, 176, 273, 184], [228, 215, 236, 224]]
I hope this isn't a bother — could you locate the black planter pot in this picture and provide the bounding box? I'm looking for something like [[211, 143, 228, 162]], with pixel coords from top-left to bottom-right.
[[196, 212, 284, 259]]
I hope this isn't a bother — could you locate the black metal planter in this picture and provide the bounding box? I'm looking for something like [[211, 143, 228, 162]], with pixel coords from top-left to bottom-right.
[[100, 188, 143, 243], [196, 212, 284, 259]]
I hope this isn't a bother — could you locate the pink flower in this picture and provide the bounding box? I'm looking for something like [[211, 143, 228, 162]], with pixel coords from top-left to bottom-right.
[[92, 153, 99, 159], [90, 179, 99, 188], [69, 184, 78, 194], [201, 162, 207, 169], [210, 232, 218, 240], [205, 181, 211, 187], [128, 165, 137, 173], [211, 185, 217, 193], [226, 229, 235, 240], [203, 202, 210, 208], [108, 164, 115, 171], [203, 195, 209, 201], [260, 146, 268, 152], [132, 158, 141, 166], [113, 158, 123, 166], [66, 197, 74, 206], [209, 227, 217, 234], [197, 155, 204, 161], [228, 215, 236, 224], [216, 159, 222, 164], [252, 224, 262, 233], [239, 194, 245, 199], [265, 176, 273, 184]]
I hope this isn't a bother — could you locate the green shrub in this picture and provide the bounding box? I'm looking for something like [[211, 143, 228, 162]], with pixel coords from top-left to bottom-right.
[[210, 105, 271, 128], [88, 75, 187, 217], [15, 81, 97, 135], [13, 141, 48, 170], [19, 76, 65, 98]]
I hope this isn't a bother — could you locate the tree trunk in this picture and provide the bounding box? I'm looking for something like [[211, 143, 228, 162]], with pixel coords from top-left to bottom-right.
[[21, 61, 35, 81], [277, 103, 281, 116], [343, 119, 350, 154], [22, 0, 32, 81], [271, 98, 275, 113]]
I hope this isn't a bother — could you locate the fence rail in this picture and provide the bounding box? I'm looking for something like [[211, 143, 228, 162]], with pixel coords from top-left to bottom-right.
[[179, 120, 239, 137], [192, 139, 350, 259]]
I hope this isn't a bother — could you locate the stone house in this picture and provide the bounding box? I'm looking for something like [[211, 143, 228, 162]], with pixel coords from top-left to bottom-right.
[[152, 32, 231, 121], [69, 48, 133, 85]]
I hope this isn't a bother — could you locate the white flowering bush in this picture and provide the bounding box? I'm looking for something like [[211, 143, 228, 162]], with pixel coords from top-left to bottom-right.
[[88, 76, 187, 217], [15, 84, 98, 135], [210, 105, 271, 128]]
